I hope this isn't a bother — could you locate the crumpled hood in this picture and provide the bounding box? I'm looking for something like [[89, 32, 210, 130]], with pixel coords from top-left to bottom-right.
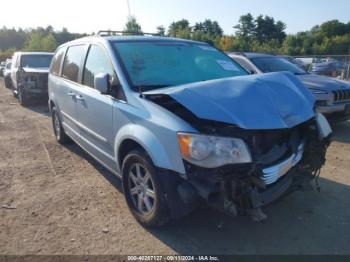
[[145, 72, 315, 130], [22, 67, 49, 74], [298, 74, 350, 91]]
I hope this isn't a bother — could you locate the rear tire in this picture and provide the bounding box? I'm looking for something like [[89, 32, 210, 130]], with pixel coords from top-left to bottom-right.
[[122, 149, 170, 227], [52, 106, 70, 144]]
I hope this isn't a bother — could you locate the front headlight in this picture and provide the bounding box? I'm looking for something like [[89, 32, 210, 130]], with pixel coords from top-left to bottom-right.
[[309, 88, 328, 94], [177, 132, 252, 168]]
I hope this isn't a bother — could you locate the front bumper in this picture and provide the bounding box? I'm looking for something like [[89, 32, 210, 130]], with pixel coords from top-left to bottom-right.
[[317, 103, 348, 114], [247, 168, 311, 209], [176, 161, 311, 221], [319, 103, 350, 122], [25, 88, 48, 97], [17, 83, 48, 96]]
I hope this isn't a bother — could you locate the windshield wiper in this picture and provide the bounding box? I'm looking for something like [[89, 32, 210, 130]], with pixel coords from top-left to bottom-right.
[[135, 84, 170, 97]]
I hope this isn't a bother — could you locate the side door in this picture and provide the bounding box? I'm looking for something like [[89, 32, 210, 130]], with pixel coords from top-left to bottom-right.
[[57, 44, 88, 137], [75, 44, 123, 169], [11, 54, 19, 89]]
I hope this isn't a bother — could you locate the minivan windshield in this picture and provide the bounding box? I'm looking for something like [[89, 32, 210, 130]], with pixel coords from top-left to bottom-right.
[[21, 54, 53, 68], [113, 41, 247, 90], [251, 57, 307, 75]]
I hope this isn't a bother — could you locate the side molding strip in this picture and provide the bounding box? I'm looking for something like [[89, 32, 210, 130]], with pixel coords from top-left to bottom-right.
[[61, 111, 108, 143]]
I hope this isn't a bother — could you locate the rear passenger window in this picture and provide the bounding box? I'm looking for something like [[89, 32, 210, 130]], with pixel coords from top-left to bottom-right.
[[83, 45, 115, 88], [62, 45, 86, 82], [50, 47, 66, 76]]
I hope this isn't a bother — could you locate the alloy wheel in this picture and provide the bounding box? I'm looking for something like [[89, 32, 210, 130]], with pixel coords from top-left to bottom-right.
[[128, 163, 156, 214]]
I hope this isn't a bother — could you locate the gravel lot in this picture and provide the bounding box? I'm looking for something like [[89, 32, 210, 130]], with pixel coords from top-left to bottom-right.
[[0, 78, 350, 255]]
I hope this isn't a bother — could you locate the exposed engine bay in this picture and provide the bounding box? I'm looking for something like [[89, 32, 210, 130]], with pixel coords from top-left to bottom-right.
[[146, 93, 331, 222]]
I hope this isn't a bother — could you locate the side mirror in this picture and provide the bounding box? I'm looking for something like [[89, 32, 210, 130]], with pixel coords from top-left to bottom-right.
[[250, 70, 256, 75], [94, 73, 109, 94]]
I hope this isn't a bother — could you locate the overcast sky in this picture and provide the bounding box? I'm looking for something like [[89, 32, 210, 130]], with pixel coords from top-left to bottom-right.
[[1, 0, 349, 34]]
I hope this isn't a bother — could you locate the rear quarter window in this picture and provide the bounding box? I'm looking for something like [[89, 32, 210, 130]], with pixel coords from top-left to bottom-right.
[[62, 45, 86, 82], [50, 47, 66, 76]]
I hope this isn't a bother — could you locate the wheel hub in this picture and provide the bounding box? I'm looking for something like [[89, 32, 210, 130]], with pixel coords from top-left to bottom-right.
[[128, 163, 156, 214]]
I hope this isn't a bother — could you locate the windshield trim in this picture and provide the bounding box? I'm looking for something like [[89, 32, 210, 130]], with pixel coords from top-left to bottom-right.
[[111, 40, 249, 92]]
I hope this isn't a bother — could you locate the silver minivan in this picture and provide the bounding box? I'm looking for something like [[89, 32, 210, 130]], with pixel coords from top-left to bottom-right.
[[48, 33, 331, 227]]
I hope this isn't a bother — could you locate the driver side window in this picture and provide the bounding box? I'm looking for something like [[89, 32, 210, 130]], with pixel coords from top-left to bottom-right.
[[83, 45, 125, 101]]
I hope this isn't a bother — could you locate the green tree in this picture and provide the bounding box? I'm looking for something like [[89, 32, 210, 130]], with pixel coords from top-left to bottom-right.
[[234, 13, 255, 39], [193, 19, 223, 37], [23, 31, 58, 52], [320, 20, 349, 37], [0, 27, 26, 51], [24, 31, 44, 51], [156, 25, 166, 36], [42, 33, 58, 51], [124, 16, 142, 34], [168, 19, 191, 38]]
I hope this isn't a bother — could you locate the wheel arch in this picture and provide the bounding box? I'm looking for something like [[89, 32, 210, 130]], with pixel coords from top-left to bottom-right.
[[115, 124, 180, 174]]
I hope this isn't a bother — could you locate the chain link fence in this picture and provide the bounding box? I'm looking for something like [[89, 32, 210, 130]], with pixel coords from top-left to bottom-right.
[[294, 55, 350, 81]]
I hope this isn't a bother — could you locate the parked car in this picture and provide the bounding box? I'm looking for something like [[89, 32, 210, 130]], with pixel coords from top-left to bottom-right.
[[228, 52, 350, 122], [11, 52, 54, 105], [49, 35, 331, 227], [309, 61, 347, 77], [280, 55, 308, 71], [0, 61, 6, 76], [3, 60, 12, 88]]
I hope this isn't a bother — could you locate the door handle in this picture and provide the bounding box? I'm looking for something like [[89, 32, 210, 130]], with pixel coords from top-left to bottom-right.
[[67, 91, 75, 97], [76, 95, 84, 101]]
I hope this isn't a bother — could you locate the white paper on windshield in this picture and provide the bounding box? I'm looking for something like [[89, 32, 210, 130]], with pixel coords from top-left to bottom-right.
[[216, 60, 240, 71]]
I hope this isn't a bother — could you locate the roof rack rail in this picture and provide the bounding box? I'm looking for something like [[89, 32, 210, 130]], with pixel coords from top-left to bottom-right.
[[230, 52, 247, 57], [97, 30, 162, 37]]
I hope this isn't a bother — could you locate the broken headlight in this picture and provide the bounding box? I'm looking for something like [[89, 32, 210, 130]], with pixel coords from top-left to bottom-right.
[[177, 132, 252, 168]]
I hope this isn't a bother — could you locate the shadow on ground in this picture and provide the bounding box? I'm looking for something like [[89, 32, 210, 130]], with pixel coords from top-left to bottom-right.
[[331, 120, 350, 144], [25, 100, 51, 117], [146, 176, 350, 255], [63, 142, 123, 193]]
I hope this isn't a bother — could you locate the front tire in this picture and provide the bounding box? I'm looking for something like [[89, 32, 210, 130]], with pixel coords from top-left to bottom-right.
[[4, 78, 11, 89], [18, 87, 29, 106], [52, 106, 70, 144], [122, 149, 170, 227]]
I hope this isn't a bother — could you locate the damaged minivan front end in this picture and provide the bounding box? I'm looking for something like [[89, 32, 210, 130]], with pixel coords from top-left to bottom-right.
[[145, 72, 331, 221]]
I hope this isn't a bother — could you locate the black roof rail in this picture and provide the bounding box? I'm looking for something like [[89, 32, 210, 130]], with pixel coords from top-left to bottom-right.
[[97, 30, 162, 37]]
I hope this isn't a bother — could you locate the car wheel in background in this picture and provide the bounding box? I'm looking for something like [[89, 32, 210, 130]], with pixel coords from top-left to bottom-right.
[[18, 87, 29, 106], [51, 106, 71, 144], [4, 78, 11, 89]]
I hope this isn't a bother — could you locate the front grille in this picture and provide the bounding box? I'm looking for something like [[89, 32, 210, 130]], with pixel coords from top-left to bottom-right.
[[37, 74, 48, 89], [333, 89, 350, 103], [261, 143, 304, 185]]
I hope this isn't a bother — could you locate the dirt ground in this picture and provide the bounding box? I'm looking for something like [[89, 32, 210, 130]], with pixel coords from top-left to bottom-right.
[[0, 78, 350, 256]]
